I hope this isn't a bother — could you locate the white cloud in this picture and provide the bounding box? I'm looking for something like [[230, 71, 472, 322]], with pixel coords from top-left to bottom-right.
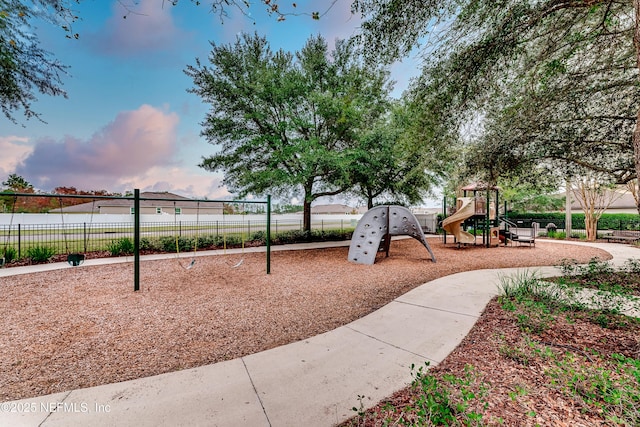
[[16, 105, 180, 191], [0, 136, 33, 180]]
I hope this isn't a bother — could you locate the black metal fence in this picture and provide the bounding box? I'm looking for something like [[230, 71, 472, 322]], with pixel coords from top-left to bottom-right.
[[1, 218, 355, 260], [506, 217, 640, 239]]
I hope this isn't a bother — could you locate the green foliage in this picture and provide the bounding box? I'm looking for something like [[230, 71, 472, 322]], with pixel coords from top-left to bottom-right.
[[350, 362, 489, 425], [493, 262, 640, 423], [546, 352, 640, 425], [2, 174, 33, 192], [498, 270, 543, 301], [185, 33, 392, 231], [2, 246, 17, 263], [26, 245, 55, 263], [106, 238, 134, 256], [195, 234, 224, 249], [0, 1, 74, 123], [158, 236, 194, 253], [222, 234, 243, 247], [546, 230, 566, 240], [139, 237, 158, 252], [348, 101, 448, 208], [249, 230, 267, 245], [354, 0, 639, 188], [500, 182, 565, 213], [270, 228, 353, 245], [271, 230, 312, 244], [272, 204, 303, 214]]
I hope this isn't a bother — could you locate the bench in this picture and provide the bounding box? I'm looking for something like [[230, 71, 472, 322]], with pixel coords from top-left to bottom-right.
[[510, 223, 539, 247], [602, 230, 640, 243]]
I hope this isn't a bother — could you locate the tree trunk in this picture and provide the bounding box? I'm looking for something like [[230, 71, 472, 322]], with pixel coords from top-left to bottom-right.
[[303, 198, 312, 233], [585, 214, 597, 242], [634, 0, 640, 214], [634, 110, 640, 214], [565, 179, 572, 239]]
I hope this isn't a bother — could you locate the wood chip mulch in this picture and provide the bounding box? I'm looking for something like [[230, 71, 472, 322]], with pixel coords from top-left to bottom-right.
[[0, 238, 615, 412]]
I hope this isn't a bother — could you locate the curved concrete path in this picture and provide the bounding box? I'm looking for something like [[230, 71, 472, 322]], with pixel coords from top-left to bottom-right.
[[1, 240, 639, 427]]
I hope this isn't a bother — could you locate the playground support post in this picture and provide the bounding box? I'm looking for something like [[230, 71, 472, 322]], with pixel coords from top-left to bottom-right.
[[134, 189, 140, 292], [266, 195, 271, 274], [485, 190, 490, 248], [442, 196, 447, 243]]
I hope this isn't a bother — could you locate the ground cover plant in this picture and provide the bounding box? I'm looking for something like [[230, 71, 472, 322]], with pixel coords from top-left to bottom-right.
[[343, 258, 640, 426]]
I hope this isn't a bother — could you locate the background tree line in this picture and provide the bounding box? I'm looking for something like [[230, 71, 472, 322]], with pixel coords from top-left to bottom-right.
[[1, 174, 121, 213]]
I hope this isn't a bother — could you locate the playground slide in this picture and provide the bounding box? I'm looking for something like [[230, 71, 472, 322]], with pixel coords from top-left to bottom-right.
[[442, 197, 476, 244]]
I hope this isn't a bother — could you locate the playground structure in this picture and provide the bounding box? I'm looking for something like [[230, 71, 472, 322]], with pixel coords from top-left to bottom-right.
[[442, 183, 538, 248], [348, 205, 436, 265]]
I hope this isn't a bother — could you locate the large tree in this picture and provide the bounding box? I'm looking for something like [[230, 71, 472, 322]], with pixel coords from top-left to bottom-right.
[[572, 174, 624, 241], [348, 100, 452, 208], [186, 33, 391, 231], [352, 0, 640, 211]]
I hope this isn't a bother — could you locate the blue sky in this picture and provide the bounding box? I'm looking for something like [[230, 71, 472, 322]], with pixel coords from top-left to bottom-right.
[[1, 0, 422, 203]]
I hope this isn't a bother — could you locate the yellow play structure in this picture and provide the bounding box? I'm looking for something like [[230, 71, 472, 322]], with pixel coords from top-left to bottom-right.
[[442, 197, 478, 244], [442, 183, 501, 247]]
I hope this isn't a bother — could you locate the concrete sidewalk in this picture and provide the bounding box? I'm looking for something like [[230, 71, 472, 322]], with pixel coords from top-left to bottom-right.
[[1, 240, 638, 426]]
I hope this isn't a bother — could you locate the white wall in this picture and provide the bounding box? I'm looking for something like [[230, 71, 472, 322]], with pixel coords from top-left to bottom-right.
[[0, 213, 364, 226]]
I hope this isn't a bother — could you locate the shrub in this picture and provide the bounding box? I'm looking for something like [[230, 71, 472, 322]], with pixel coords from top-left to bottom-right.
[[196, 234, 224, 249], [2, 246, 17, 263], [272, 230, 311, 244], [222, 234, 243, 247], [249, 230, 267, 245], [159, 236, 193, 253], [26, 246, 55, 263], [139, 237, 157, 251], [107, 237, 134, 256]]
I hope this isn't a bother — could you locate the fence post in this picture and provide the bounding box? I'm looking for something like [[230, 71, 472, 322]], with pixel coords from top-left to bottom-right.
[[83, 222, 87, 253], [18, 224, 21, 258]]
